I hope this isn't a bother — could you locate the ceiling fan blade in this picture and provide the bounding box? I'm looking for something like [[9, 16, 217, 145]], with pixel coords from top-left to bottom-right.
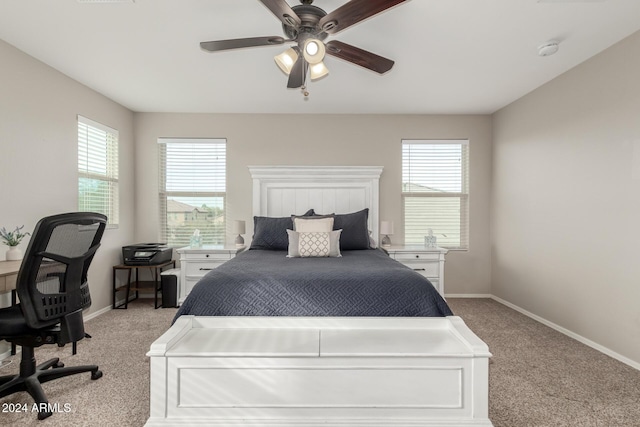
[[200, 36, 285, 52], [319, 0, 407, 34], [325, 40, 394, 74], [287, 56, 307, 88], [259, 0, 302, 27]]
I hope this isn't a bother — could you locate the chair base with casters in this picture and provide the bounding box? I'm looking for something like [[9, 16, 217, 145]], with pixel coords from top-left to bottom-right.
[[0, 307, 103, 420]]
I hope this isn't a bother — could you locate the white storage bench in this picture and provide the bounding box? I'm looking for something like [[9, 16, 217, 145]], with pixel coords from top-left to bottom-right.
[[146, 316, 493, 427]]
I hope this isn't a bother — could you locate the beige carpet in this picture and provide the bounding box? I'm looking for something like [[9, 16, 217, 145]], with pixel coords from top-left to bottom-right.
[[0, 300, 176, 427], [447, 298, 640, 427], [1, 298, 639, 426]]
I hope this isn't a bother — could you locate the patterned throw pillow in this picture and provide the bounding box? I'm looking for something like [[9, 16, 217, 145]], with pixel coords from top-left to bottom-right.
[[298, 232, 330, 257], [286, 229, 342, 258]]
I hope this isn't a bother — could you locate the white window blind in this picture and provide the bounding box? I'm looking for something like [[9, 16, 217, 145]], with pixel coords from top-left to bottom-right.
[[402, 140, 469, 249], [158, 138, 226, 247], [78, 115, 119, 226]]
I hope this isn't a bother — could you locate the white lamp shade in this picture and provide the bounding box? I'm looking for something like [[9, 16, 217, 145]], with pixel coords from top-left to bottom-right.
[[380, 221, 394, 235], [232, 220, 246, 235], [274, 48, 298, 74], [309, 61, 329, 80], [303, 39, 326, 64]]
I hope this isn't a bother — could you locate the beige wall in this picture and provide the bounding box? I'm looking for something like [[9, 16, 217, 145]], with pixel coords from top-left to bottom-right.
[[0, 39, 135, 315], [134, 113, 493, 295], [492, 31, 640, 364]]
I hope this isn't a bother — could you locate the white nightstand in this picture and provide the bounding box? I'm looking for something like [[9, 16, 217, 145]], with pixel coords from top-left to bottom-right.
[[383, 246, 448, 297], [177, 245, 246, 305]]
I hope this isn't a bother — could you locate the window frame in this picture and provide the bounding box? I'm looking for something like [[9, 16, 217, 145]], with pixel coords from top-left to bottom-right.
[[158, 138, 227, 247], [77, 115, 119, 228], [401, 139, 470, 250]]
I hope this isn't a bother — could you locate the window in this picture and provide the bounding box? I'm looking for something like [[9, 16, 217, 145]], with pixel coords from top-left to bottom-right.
[[402, 140, 469, 250], [77, 115, 119, 226], [158, 138, 226, 247]]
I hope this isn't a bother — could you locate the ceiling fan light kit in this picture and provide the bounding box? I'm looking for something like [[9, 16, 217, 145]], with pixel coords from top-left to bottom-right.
[[200, 0, 407, 95], [303, 39, 325, 63], [274, 47, 299, 74], [309, 61, 329, 80], [301, 38, 328, 80]]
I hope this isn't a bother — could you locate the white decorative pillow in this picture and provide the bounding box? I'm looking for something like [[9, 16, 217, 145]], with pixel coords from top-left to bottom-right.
[[293, 216, 334, 232], [369, 230, 377, 248], [287, 229, 342, 258]]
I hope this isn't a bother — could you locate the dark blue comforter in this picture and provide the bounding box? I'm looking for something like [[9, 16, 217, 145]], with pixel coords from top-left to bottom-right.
[[174, 248, 452, 320]]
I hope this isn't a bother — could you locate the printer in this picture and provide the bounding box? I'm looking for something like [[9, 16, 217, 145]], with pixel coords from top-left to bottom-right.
[[122, 243, 173, 266]]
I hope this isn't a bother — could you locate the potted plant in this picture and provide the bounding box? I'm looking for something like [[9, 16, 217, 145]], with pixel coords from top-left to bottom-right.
[[1, 225, 30, 261]]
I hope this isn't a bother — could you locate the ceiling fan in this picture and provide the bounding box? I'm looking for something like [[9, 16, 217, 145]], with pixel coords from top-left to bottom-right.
[[200, 0, 408, 92]]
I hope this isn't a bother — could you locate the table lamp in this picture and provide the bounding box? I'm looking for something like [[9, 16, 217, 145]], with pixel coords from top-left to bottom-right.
[[380, 220, 394, 247], [233, 220, 246, 247]]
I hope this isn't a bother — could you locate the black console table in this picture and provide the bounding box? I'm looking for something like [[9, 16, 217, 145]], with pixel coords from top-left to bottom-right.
[[112, 260, 176, 309]]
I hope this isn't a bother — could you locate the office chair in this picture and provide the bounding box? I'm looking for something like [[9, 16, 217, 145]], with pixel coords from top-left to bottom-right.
[[0, 212, 106, 420]]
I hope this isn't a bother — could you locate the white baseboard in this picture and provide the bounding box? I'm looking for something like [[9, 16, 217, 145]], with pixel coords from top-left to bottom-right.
[[84, 304, 112, 322], [490, 295, 640, 372], [84, 294, 149, 321], [446, 293, 493, 298]]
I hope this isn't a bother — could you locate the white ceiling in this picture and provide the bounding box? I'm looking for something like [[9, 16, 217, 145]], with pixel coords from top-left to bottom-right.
[[1, 0, 639, 114]]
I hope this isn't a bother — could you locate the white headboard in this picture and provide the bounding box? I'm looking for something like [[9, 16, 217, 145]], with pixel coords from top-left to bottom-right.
[[248, 166, 384, 240]]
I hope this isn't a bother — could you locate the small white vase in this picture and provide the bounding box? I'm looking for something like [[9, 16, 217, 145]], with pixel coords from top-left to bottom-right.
[[6, 246, 23, 261]]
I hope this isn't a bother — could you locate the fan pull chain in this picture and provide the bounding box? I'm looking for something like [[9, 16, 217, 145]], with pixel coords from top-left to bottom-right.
[[301, 85, 309, 99]]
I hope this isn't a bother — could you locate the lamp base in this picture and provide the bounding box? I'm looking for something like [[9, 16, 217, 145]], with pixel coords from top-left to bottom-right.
[[235, 234, 245, 247], [381, 235, 391, 247]]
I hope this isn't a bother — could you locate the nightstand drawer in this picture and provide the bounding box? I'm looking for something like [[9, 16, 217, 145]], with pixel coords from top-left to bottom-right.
[[393, 252, 441, 262], [183, 252, 232, 261], [185, 261, 225, 277], [403, 261, 439, 277]]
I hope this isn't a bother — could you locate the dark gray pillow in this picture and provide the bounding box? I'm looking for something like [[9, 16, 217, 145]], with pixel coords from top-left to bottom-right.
[[250, 216, 292, 250], [316, 208, 370, 250], [250, 209, 314, 250]]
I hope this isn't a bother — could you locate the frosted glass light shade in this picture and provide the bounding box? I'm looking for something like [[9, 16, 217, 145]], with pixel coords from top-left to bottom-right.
[[309, 61, 329, 80], [274, 48, 298, 74], [303, 39, 326, 64]]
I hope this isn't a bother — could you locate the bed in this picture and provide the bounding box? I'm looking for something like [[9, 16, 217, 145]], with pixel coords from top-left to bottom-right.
[[146, 166, 492, 427], [174, 248, 452, 318]]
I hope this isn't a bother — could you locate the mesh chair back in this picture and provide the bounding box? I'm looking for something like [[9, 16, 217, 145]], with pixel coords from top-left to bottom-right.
[[16, 212, 107, 330]]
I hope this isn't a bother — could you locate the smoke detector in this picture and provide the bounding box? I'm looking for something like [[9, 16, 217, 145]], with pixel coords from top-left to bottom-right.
[[538, 41, 559, 57]]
